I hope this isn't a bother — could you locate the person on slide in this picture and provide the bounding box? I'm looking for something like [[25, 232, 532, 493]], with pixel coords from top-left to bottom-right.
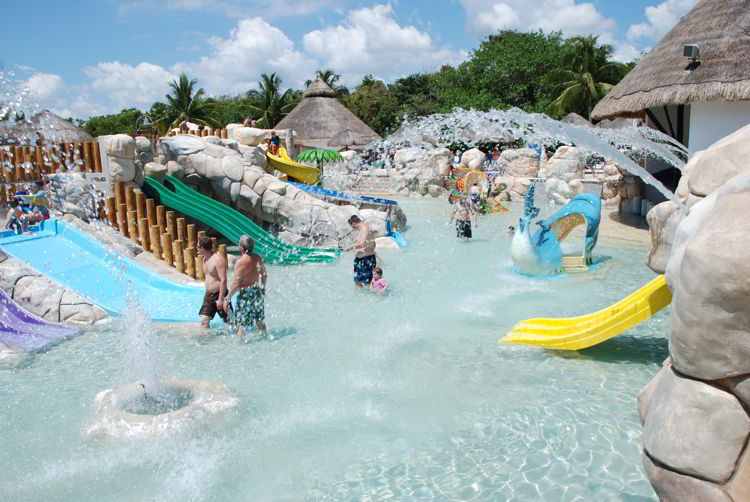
[[224, 235, 268, 338]]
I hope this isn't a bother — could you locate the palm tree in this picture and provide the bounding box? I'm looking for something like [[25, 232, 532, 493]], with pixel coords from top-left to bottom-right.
[[545, 36, 632, 119], [247, 73, 298, 128], [154, 73, 219, 130], [305, 69, 349, 97]]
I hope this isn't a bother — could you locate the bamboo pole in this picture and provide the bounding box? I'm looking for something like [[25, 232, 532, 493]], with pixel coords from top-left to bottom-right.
[[211, 237, 217, 251], [174, 240, 185, 274], [177, 217, 187, 244], [146, 198, 156, 228], [135, 190, 146, 224], [156, 205, 167, 234], [127, 210, 138, 243], [118, 203, 128, 237], [125, 185, 136, 214], [114, 181, 124, 210], [186, 248, 196, 278], [150, 225, 162, 259], [139, 217, 150, 250], [166, 211, 177, 240], [93, 142, 102, 173], [162, 233, 174, 267], [106, 197, 117, 226], [218, 244, 227, 263], [14, 146, 24, 181], [195, 253, 205, 280], [83, 142, 91, 173], [188, 224, 198, 249]]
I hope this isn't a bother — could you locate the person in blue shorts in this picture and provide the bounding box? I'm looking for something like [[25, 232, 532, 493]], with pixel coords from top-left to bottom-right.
[[224, 235, 268, 338], [348, 215, 376, 288]]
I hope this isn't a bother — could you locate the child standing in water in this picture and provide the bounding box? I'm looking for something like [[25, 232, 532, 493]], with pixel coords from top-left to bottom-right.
[[370, 267, 389, 293]]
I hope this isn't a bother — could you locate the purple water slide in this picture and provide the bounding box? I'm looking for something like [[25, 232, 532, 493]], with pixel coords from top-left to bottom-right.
[[0, 288, 79, 351]]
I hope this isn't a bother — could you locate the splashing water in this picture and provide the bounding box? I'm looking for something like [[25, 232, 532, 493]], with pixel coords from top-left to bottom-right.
[[366, 108, 688, 207], [123, 294, 166, 399]]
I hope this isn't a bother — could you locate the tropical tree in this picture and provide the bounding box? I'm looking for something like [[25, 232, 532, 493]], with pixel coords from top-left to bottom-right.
[[154, 72, 219, 130], [306, 69, 349, 97], [545, 35, 632, 119], [247, 73, 298, 128]]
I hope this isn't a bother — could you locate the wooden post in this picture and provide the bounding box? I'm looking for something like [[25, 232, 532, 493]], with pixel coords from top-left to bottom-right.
[[186, 248, 196, 279], [174, 240, 185, 273], [166, 211, 177, 240], [195, 253, 205, 280], [188, 224, 198, 249], [156, 205, 167, 234], [162, 233, 174, 267], [210, 237, 217, 251], [35, 146, 45, 176], [118, 203, 128, 237], [14, 146, 24, 181], [218, 244, 227, 263], [106, 197, 117, 226], [177, 217, 187, 245], [127, 210, 138, 243], [138, 217, 149, 250], [114, 181, 124, 211], [93, 142, 102, 173], [197, 230, 206, 245], [221, 129, 227, 139], [22, 146, 32, 178], [83, 142, 91, 173], [146, 198, 157, 228], [135, 190, 146, 224], [125, 185, 136, 214], [150, 225, 162, 259]]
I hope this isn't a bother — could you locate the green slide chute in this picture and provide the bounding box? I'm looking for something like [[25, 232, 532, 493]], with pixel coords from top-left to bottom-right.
[[142, 176, 339, 264]]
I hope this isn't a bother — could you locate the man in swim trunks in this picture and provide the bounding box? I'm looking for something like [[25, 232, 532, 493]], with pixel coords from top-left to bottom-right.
[[197, 236, 230, 328], [449, 197, 478, 239], [224, 235, 268, 337], [348, 215, 376, 288]]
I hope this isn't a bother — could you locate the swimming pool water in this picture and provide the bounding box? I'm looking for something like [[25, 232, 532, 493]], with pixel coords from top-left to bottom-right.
[[0, 199, 665, 501]]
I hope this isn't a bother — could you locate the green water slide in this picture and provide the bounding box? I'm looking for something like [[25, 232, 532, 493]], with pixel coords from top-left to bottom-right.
[[142, 176, 340, 264]]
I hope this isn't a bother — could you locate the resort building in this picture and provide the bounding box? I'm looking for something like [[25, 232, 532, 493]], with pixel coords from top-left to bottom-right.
[[592, 0, 750, 199], [276, 79, 381, 152]]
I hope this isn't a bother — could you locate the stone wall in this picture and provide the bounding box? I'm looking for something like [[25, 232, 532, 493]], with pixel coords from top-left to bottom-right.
[[638, 123, 750, 501]]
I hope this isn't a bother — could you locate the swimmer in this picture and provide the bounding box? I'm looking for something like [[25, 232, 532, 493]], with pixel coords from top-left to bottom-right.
[[508, 225, 515, 235]]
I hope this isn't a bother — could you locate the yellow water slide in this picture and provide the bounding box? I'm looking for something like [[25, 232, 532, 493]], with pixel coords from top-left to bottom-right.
[[267, 148, 320, 185], [501, 275, 672, 350]]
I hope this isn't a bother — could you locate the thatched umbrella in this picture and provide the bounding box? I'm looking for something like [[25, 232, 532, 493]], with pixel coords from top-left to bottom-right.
[[592, 0, 750, 120], [1, 110, 94, 145], [328, 129, 359, 149], [276, 79, 381, 150]]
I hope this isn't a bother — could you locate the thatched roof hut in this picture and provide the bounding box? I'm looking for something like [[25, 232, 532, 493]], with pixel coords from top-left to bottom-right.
[[0, 110, 94, 145], [560, 112, 591, 127], [592, 0, 750, 120], [275, 79, 381, 150]]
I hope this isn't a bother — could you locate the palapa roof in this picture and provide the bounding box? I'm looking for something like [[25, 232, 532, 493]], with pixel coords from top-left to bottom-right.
[[560, 112, 591, 127], [0, 109, 95, 145], [592, 0, 750, 120], [275, 79, 381, 150]]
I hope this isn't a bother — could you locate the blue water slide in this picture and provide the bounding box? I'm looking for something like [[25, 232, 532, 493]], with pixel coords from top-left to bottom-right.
[[0, 220, 208, 323]]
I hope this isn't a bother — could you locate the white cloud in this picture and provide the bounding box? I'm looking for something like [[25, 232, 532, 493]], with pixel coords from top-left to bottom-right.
[[83, 61, 176, 109], [303, 4, 467, 83], [627, 0, 699, 41], [176, 17, 312, 94], [25, 73, 64, 101]]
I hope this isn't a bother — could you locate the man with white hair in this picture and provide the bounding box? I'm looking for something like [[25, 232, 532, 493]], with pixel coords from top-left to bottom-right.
[[224, 235, 268, 338]]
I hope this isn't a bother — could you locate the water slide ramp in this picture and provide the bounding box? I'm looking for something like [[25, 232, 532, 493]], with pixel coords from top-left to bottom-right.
[[501, 275, 671, 350], [267, 153, 320, 185], [0, 287, 79, 351], [0, 220, 205, 322], [142, 176, 339, 264]]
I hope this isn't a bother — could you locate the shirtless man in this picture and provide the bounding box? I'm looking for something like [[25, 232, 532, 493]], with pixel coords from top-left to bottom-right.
[[347, 215, 376, 288], [449, 197, 478, 239], [223, 235, 267, 337], [197, 236, 229, 328]]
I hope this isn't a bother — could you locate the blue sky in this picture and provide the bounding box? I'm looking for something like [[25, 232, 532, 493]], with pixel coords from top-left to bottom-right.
[[1, 0, 699, 119]]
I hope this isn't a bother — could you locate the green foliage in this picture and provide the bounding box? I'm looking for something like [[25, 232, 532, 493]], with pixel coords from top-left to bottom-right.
[[296, 149, 343, 166], [81, 108, 144, 136], [341, 75, 399, 136], [154, 72, 220, 130], [247, 73, 299, 128], [306, 69, 350, 98]]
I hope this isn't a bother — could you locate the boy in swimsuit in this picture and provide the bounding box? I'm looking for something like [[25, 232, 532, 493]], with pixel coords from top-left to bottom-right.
[[224, 235, 268, 338], [449, 197, 478, 239], [347, 215, 376, 288], [197, 236, 230, 328]]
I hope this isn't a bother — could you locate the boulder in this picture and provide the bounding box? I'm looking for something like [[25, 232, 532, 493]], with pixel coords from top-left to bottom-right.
[[221, 155, 244, 181], [688, 123, 750, 197], [237, 185, 262, 218], [100, 134, 136, 182], [260, 189, 282, 222], [642, 366, 750, 483], [144, 162, 167, 183], [427, 185, 446, 198], [642, 454, 731, 502], [501, 148, 539, 177], [231, 127, 269, 147], [540, 145, 585, 182], [267, 182, 287, 196], [238, 145, 267, 169], [666, 182, 750, 380], [166, 160, 184, 179], [460, 148, 486, 171], [645, 201, 685, 274], [393, 147, 425, 166]]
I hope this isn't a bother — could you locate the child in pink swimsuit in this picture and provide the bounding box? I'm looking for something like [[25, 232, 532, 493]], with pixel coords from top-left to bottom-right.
[[370, 267, 389, 293]]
